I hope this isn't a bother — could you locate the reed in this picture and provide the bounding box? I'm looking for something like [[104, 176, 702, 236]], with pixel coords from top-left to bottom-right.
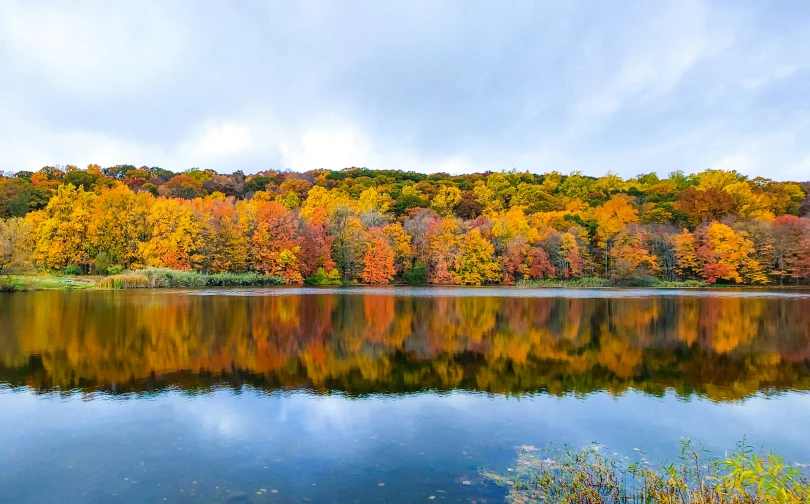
[[97, 274, 151, 289], [96, 268, 285, 289], [482, 440, 810, 504]]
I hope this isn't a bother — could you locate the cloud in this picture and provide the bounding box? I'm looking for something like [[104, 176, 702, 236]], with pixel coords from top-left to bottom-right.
[[0, 1, 190, 96], [0, 0, 809, 179]]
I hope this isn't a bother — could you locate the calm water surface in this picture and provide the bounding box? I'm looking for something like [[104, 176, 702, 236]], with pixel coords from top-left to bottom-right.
[[1, 287, 809, 503]]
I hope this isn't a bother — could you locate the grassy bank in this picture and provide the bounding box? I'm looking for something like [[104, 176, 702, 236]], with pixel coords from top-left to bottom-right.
[[517, 277, 712, 288], [97, 268, 284, 289], [5, 272, 809, 292], [482, 440, 809, 503], [2, 269, 284, 291], [1, 274, 98, 292]]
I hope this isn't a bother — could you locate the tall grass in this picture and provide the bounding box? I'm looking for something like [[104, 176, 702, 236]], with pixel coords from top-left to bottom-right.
[[482, 440, 810, 503], [517, 277, 612, 287], [516, 277, 709, 288], [96, 268, 284, 289], [97, 274, 151, 289]]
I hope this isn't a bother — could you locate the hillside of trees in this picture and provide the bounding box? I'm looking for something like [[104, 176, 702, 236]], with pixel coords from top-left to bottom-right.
[[1, 164, 809, 285]]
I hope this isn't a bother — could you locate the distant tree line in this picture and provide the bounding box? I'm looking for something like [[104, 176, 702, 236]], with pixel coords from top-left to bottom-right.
[[1, 164, 809, 284]]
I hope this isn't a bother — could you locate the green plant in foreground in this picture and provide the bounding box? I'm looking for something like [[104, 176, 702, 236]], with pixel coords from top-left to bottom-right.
[[482, 439, 810, 503], [96, 268, 285, 289]]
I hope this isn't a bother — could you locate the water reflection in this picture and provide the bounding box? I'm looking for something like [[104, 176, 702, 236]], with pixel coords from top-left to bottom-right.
[[1, 289, 809, 400]]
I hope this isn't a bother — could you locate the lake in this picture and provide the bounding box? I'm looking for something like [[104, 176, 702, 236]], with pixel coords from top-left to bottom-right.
[[1, 287, 809, 503]]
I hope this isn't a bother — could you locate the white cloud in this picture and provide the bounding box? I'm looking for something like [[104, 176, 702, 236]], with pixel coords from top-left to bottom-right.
[[179, 122, 257, 159], [280, 120, 374, 171], [0, 0, 808, 179], [0, 1, 190, 96]]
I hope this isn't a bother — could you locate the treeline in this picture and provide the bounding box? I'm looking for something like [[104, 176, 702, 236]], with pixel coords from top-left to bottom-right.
[[1, 164, 810, 285]]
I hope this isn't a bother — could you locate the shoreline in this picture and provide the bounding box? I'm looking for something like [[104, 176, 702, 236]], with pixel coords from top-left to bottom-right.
[[4, 273, 810, 292]]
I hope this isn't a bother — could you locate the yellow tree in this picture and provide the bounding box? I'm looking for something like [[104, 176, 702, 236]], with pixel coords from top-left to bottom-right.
[[0, 217, 33, 275], [89, 185, 153, 269], [382, 222, 412, 274], [198, 196, 249, 273], [473, 173, 512, 215], [31, 184, 96, 271], [431, 185, 462, 217], [427, 218, 463, 284], [357, 187, 393, 214], [697, 222, 767, 284], [141, 198, 205, 270], [592, 194, 638, 275], [671, 229, 699, 279], [454, 228, 501, 285], [558, 232, 583, 278], [609, 227, 658, 279]]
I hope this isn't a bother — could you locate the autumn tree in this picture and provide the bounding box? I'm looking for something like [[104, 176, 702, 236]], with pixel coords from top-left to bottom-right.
[[454, 228, 501, 285], [30, 184, 96, 271], [0, 217, 33, 276], [251, 200, 303, 283], [695, 222, 766, 284], [610, 227, 658, 280], [141, 198, 205, 271], [557, 232, 583, 278], [671, 229, 699, 280], [88, 185, 153, 269], [163, 174, 205, 199], [331, 205, 367, 283], [200, 197, 249, 273], [299, 206, 336, 279], [431, 185, 462, 217], [592, 194, 639, 275], [362, 231, 396, 284], [426, 218, 463, 284], [769, 215, 808, 283], [675, 187, 733, 227]]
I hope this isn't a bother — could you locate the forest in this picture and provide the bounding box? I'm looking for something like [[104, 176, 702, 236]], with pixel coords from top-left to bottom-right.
[[1, 164, 809, 285]]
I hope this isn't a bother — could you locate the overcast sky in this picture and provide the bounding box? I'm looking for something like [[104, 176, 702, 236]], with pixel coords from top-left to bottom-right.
[[1, 0, 809, 179]]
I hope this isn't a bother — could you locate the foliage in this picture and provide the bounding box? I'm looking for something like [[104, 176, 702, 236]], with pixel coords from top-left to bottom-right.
[[402, 262, 428, 285], [361, 232, 396, 284], [63, 265, 82, 275], [94, 251, 112, 275], [304, 267, 342, 285], [482, 440, 810, 504], [1, 165, 808, 286], [0, 217, 33, 275]]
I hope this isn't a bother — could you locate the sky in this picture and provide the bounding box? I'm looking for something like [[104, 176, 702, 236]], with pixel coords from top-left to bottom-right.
[[1, 0, 809, 180]]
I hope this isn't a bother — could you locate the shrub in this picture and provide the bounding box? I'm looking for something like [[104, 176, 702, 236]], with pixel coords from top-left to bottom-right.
[[304, 267, 342, 285], [63, 265, 82, 276], [612, 274, 660, 287], [402, 262, 428, 285], [205, 272, 284, 287], [679, 279, 709, 288], [517, 277, 611, 287], [97, 268, 284, 289], [140, 268, 206, 288], [108, 265, 124, 275], [94, 252, 112, 275]]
